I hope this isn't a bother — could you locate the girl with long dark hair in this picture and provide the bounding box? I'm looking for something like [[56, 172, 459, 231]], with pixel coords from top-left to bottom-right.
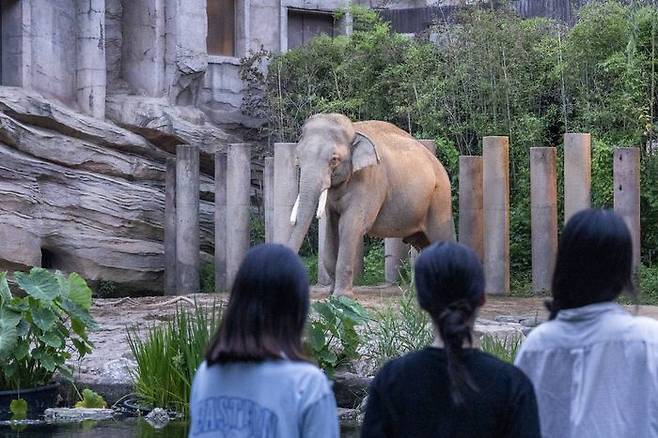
[[515, 209, 658, 437], [189, 244, 338, 438], [361, 242, 540, 437]]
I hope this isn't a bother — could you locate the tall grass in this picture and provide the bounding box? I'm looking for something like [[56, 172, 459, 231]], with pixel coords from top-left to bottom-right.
[[126, 302, 223, 415], [480, 334, 522, 363], [366, 287, 433, 367]]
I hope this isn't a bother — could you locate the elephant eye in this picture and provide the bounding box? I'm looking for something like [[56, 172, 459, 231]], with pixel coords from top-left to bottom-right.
[[330, 157, 340, 167]]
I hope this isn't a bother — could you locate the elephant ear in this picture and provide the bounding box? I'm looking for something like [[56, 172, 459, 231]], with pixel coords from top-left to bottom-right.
[[351, 133, 380, 172]]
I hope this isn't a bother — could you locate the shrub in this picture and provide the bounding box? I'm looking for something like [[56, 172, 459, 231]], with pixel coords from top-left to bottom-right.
[[0, 269, 96, 390], [127, 302, 223, 415], [306, 296, 369, 376], [243, 1, 658, 287]]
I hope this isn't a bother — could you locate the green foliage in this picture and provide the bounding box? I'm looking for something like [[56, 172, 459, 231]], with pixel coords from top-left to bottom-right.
[[74, 388, 107, 409], [480, 334, 522, 364], [0, 269, 96, 390], [9, 399, 27, 420], [127, 303, 222, 416], [306, 296, 369, 376], [638, 264, 658, 305], [243, 1, 658, 283], [356, 238, 385, 286], [200, 262, 215, 294], [366, 288, 433, 367]]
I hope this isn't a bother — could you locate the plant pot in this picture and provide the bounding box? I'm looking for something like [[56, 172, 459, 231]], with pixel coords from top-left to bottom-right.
[[0, 383, 60, 418]]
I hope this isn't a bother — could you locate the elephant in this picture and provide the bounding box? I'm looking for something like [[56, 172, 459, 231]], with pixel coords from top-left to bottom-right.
[[287, 113, 454, 296]]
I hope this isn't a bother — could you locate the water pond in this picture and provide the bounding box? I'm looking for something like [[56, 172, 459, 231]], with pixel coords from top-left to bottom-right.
[[0, 418, 361, 437]]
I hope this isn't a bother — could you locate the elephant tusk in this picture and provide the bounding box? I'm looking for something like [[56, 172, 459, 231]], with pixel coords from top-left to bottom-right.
[[316, 189, 328, 219], [290, 195, 300, 225]]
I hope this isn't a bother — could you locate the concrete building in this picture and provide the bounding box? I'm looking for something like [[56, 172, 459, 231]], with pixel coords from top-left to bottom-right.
[[0, 0, 587, 132]]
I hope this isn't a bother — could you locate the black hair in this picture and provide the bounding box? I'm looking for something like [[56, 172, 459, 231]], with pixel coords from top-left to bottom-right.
[[414, 241, 485, 405], [547, 208, 635, 320], [206, 243, 310, 365]]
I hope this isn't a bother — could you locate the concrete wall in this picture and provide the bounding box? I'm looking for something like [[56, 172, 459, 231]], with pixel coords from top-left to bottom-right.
[[105, 0, 125, 93], [122, 0, 166, 97], [29, 0, 77, 104], [1, 0, 27, 87]]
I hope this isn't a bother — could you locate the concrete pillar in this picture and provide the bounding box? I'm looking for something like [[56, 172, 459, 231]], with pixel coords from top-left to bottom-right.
[[530, 148, 558, 293], [564, 133, 591, 223], [614, 148, 641, 267], [317, 217, 331, 285], [226, 144, 251, 289], [458, 156, 484, 261], [164, 159, 177, 295], [483, 136, 510, 295], [176, 145, 200, 295], [214, 153, 227, 292], [273, 143, 298, 244], [76, 0, 106, 118], [385, 238, 409, 284], [264, 157, 274, 243]]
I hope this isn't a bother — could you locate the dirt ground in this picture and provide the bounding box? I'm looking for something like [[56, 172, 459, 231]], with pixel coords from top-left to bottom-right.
[[75, 287, 658, 404]]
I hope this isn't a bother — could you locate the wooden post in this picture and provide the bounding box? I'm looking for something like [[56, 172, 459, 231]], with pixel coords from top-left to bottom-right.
[[614, 148, 641, 268]]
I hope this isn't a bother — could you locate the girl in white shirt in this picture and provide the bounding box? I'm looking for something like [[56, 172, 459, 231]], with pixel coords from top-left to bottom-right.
[[515, 209, 658, 438]]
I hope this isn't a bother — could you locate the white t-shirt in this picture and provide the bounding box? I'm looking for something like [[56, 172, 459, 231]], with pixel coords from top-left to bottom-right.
[[189, 359, 339, 438], [515, 302, 658, 438]]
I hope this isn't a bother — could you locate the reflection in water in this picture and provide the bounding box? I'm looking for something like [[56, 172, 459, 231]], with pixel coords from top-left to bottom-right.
[[0, 418, 361, 437], [0, 417, 187, 438]]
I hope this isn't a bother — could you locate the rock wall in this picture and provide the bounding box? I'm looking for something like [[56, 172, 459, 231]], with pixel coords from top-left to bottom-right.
[[0, 87, 233, 292]]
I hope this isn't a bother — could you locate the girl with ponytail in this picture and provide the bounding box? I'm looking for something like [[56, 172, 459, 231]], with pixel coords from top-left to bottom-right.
[[362, 242, 540, 438]]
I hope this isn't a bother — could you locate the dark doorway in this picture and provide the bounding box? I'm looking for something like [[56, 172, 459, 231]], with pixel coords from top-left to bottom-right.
[[287, 9, 334, 50], [41, 248, 57, 270], [207, 0, 236, 56]]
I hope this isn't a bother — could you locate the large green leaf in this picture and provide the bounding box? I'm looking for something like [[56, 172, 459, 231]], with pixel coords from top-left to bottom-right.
[[9, 399, 27, 420], [0, 324, 18, 358], [0, 272, 11, 305], [59, 298, 98, 331], [0, 308, 22, 328], [31, 307, 57, 332], [14, 268, 60, 302], [39, 331, 63, 349], [13, 342, 28, 361], [66, 273, 92, 310], [72, 338, 93, 356], [32, 348, 56, 372], [308, 325, 326, 351]]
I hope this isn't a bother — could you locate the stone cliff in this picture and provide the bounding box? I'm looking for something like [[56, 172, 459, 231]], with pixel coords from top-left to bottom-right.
[[0, 87, 235, 293]]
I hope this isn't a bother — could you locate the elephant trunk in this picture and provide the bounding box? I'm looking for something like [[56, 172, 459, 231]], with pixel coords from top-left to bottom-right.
[[287, 170, 326, 253]]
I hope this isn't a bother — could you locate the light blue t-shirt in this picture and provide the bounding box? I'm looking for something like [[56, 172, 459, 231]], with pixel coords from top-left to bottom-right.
[[189, 360, 339, 438]]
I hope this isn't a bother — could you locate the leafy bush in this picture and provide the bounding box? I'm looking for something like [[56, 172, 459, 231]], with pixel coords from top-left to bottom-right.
[[366, 288, 433, 367], [480, 334, 522, 364], [306, 296, 369, 376], [638, 264, 658, 305], [243, 1, 658, 289], [0, 269, 96, 390], [356, 238, 385, 286], [127, 302, 223, 415]]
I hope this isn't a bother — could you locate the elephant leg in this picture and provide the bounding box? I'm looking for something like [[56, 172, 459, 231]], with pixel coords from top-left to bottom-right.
[[323, 211, 339, 292], [425, 190, 456, 243], [333, 213, 365, 297]]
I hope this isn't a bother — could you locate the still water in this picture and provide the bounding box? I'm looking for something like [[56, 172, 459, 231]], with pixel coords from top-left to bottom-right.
[[0, 418, 361, 437]]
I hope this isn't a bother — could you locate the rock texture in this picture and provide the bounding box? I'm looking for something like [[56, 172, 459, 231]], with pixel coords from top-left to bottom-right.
[[0, 87, 232, 292]]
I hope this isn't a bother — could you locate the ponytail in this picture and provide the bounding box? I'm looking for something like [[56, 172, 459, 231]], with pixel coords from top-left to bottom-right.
[[436, 299, 478, 405], [414, 242, 485, 407]]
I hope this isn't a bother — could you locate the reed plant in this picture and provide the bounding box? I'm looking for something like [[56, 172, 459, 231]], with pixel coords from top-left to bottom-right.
[[126, 302, 223, 415]]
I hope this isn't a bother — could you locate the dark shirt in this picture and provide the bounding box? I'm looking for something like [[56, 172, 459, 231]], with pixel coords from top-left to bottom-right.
[[361, 347, 541, 438]]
